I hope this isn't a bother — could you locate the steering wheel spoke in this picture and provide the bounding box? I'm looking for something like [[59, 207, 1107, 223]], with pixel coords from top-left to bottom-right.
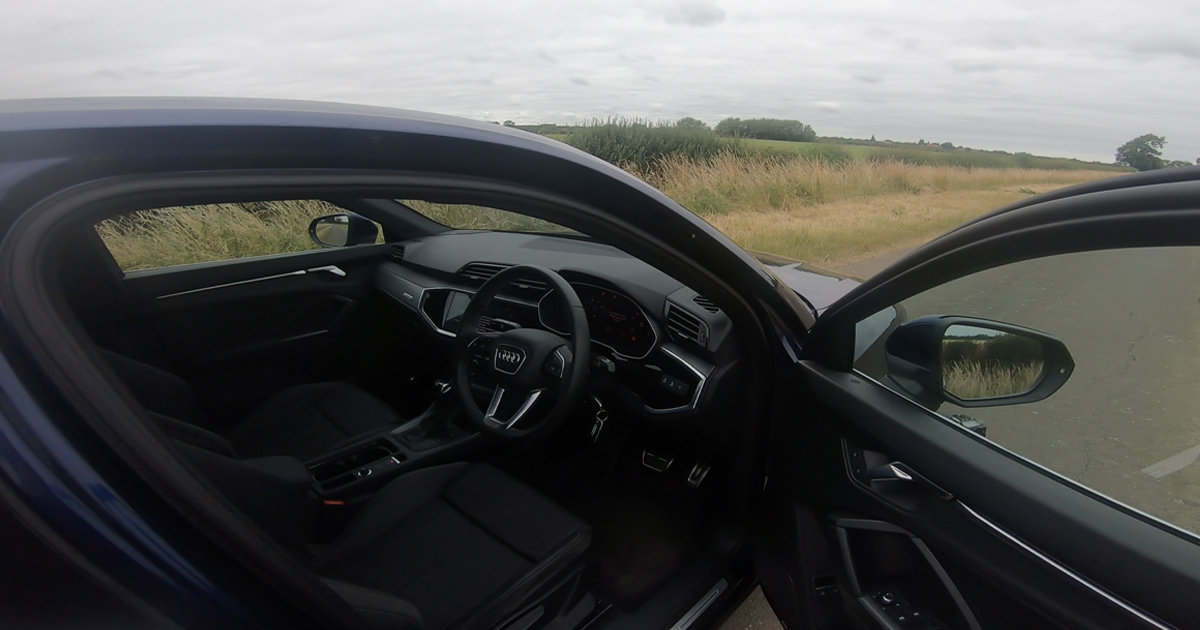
[[482, 386, 547, 430]]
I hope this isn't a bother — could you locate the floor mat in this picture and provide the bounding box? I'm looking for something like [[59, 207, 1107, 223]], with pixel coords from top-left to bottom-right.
[[575, 484, 701, 607]]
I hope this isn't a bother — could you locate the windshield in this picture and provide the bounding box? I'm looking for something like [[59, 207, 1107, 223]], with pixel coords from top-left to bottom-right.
[[400, 200, 577, 235]]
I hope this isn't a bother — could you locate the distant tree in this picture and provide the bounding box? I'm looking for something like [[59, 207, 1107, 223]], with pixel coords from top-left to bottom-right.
[[918, 139, 926, 145], [502, 120, 516, 127], [714, 118, 816, 142], [1165, 160, 1195, 168], [940, 142, 954, 149], [1115, 134, 1167, 171], [870, 135, 876, 142], [675, 117, 711, 131]]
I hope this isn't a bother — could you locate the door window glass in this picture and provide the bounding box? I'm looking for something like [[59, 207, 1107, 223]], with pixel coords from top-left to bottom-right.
[[855, 247, 1200, 535], [95, 200, 381, 272]]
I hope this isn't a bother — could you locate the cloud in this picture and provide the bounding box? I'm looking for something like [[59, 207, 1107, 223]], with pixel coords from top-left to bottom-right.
[[951, 61, 999, 74], [663, 0, 726, 27], [0, 0, 1197, 163], [1129, 37, 1200, 60]]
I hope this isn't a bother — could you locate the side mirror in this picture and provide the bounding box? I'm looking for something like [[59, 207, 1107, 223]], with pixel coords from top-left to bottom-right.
[[883, 315, 1074, 408], [309, 213, 379, 248]]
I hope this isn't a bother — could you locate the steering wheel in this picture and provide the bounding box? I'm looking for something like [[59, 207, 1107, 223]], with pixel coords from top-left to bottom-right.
[[454, 265, 591, 439]]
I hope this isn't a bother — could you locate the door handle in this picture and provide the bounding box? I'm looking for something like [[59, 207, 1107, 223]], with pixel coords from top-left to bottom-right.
[[306, 265, 347, 277], [869, 462, 954, 501]]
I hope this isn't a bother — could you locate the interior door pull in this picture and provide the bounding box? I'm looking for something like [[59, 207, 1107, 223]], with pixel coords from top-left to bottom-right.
[[307, 265, 347, 277], [869, 462, 954, 501]]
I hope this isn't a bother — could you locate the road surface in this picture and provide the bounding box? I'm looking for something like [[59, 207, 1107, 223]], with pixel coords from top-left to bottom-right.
[[901, 246, 1200, 534]]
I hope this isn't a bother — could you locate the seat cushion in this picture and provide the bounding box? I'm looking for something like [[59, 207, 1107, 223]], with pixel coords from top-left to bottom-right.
[[227, 383, 402, 461], [314, 463, 590, 630]]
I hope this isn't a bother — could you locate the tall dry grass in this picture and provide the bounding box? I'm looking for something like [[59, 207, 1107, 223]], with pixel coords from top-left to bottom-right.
[[943, 361, 1044, 400], [643, 154, 1118, 266], [94, 156, 1122, 272], [402, 200, 573, 234], [96, 200, 353, 271]]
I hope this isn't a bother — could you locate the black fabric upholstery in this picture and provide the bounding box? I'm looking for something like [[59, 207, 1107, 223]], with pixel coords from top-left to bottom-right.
[[178, 443, 319, 551], [315, 463, 591, 630], [324, 580, 423, 630], [229, 383, 402, 461], [149, 412, 237, 457], [100, 350, 402, 461], [101, 349, 214, 430]]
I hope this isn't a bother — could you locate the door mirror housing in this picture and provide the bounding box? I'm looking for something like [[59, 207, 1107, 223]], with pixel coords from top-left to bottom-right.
[[309, 213, 378, 248], [883, 315, 1074, 408]]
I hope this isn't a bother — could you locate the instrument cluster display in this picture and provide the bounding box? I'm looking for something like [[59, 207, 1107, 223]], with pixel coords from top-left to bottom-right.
[[541, 283, 657, 358]]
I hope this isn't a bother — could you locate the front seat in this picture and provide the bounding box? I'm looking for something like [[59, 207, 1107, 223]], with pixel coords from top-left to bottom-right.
[[103, 349, 402, 461], [179, 440, 591, 630]]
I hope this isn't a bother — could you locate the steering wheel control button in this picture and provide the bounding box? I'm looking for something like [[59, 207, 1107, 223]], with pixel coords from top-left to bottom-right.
[[494, 345, 527, 374], [544, 347, 570, 378]]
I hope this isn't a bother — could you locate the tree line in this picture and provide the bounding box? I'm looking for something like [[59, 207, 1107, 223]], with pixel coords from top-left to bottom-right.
[[1115, 135, 1197, 171]]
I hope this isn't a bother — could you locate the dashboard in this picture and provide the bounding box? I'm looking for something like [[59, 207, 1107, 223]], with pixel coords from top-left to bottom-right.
[[373, 230, 735, 419]]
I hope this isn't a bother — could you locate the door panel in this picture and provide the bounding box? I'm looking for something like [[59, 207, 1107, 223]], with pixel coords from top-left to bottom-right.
[[758, 175, 1200, 630], [759, 363, 1189, 629], [799, 362, 1192, 628], [123, 245, 391, 416]]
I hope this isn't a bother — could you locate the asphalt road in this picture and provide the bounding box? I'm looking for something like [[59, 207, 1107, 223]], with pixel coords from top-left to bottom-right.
[[722, 247, 1200, 630], [717, 587, 782, 630], [901, 246, 1200, 534]]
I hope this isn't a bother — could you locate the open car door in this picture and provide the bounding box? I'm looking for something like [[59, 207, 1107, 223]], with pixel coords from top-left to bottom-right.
[[754, 169, 1200, 630]]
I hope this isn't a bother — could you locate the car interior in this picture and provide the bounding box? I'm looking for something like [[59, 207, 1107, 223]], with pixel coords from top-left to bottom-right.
[[49, 194, 763, 630]]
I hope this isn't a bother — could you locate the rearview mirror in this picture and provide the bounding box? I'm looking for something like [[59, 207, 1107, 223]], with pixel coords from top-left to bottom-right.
[[884, 315, 1074, 408], [309, 213, 379, 248]]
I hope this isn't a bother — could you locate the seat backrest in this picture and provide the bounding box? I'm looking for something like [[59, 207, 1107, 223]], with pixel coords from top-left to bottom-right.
[[175, 442, 319, 552], [99, 349, 216, 432]]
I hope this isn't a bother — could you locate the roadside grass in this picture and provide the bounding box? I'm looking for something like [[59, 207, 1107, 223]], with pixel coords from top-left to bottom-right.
[[943, 361, 1044, 400], [96, 200, 347, 271], [644, 153, 1117, 266]]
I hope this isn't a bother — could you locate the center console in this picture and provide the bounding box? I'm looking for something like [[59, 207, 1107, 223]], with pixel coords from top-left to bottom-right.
[[307, 381, 482, 496]]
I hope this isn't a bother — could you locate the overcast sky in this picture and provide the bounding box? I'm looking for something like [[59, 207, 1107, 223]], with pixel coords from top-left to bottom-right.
[[3, 0, 1196, 163]]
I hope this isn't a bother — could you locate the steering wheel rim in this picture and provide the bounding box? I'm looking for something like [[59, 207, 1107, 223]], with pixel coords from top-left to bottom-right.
[[454, 265, 591, 439]]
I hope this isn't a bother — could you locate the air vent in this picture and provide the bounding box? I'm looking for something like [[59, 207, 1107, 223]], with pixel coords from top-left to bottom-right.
[[511, 278, 549, 293], [692, 295, 719, 313], [458, 262, 510, 283], [666, 304, 709, 346], [388, 245, 406, 261], [457, 262, 549, 301]]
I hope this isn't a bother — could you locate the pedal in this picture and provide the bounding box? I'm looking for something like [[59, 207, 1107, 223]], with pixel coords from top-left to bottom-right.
[[685, 462, 711, 488], [642, 450, 674, 472]]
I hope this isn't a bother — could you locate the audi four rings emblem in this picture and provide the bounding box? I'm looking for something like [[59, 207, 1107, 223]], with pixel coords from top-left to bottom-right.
[[494, 346, 526, 374]]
